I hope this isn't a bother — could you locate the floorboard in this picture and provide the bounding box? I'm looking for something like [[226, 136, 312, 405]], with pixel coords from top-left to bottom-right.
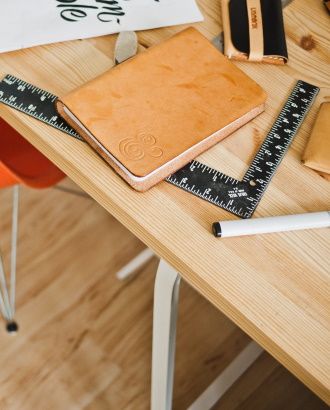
[[0, 179, 326, 409]]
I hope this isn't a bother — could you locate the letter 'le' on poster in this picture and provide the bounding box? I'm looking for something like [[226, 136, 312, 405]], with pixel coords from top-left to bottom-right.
[[0, 0, 203, 53]]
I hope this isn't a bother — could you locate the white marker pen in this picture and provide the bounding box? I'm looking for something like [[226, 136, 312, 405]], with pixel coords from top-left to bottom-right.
[[212, 211, 330, 238]]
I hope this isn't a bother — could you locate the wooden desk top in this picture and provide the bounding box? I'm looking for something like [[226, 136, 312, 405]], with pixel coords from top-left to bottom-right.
[[0, 0, 329, 403]]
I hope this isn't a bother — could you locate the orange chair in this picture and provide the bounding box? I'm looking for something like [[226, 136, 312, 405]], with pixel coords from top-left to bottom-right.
[[0, 117, 65, 332]]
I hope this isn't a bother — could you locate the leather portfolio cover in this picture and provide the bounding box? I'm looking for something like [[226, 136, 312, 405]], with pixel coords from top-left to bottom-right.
[[221, 0, 288, 64], [302, 102, 330, 178], [56, 27, 267, 191]]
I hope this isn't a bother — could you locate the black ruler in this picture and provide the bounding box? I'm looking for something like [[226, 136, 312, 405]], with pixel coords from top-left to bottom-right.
[[167, 81, 319, 218], [0, 75, 82, 141], [0, 75, 319, 218]]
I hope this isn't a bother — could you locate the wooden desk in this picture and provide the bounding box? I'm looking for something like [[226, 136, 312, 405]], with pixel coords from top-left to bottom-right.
[[0, 0, 329, 404]]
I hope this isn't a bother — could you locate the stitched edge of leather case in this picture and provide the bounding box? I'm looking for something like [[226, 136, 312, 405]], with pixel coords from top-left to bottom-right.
[[221, 0, 288, 64], [302, 102, 330, 176]]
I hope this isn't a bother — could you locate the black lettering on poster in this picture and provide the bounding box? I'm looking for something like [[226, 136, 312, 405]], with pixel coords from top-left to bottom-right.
[[56, 0, 159, 24]]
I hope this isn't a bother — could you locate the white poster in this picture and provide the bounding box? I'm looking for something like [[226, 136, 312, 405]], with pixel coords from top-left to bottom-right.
[[0, 0, 203, 53]]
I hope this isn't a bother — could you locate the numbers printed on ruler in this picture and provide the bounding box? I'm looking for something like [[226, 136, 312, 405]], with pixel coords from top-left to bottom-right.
[[167, 80, 319, 218], [0, 74, 82, 140], [0, 75, 319, 218]]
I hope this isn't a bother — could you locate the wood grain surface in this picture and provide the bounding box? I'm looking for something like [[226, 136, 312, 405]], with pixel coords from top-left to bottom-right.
[[0, 181, 327, 409], [0, 0, 329, 403]]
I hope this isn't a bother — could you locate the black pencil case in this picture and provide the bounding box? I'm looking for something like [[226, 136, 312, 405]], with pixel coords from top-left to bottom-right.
[[221, 0, 288, 64]]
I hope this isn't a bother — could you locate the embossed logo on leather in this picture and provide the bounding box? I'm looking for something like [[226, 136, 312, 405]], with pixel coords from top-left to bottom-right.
[[250, 7, 258, 29], [119, 132, 163, 161]]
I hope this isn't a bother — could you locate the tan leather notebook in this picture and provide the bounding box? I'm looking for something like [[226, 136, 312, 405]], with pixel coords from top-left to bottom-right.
[[56, 27, 267, 191], [302, 102, 330, 178]]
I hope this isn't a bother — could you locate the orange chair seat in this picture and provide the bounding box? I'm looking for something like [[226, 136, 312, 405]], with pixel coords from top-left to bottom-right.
[[0, 118, 65, 189]]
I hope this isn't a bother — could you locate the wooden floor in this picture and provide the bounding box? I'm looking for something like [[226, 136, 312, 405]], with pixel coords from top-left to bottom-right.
[[0, 179, 327, 410]]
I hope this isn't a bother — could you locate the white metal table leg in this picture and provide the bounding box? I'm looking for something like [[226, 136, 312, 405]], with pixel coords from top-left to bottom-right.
[[151, 259, 181, 410], [150, 258, 263, 410]]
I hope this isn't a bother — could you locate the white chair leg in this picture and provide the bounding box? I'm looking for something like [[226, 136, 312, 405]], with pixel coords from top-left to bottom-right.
[[0, 254, 11, 322], [116, 248, 155, 280], [0, 185, 19, 332], [10, 185, 19, 318], [151, 259, 181, 410]]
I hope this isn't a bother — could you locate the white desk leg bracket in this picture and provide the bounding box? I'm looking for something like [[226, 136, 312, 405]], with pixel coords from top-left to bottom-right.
[[116, 248, 155, 280], [187, 341, 263, 410], [151, 259, 181, 410]]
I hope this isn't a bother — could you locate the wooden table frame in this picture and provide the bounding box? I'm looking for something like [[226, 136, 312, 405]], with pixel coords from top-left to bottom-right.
[[0, 0, 329, 406]]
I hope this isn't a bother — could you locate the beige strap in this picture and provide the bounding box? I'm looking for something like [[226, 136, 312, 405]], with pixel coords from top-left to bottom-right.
[[246, 0, 264, 61]]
